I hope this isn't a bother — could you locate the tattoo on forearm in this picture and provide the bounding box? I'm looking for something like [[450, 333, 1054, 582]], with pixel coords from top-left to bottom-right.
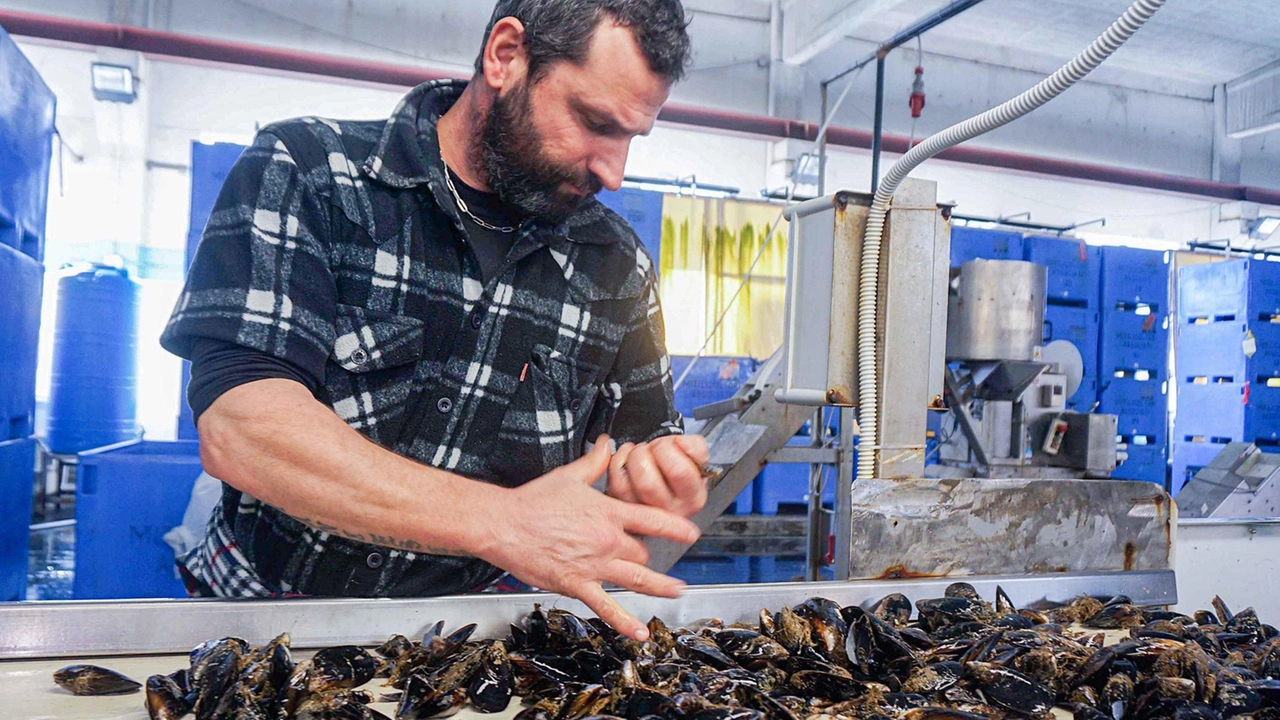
[[292, 516, 463, 556]]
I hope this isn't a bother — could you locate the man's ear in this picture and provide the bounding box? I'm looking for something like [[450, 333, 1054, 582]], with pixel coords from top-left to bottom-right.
[[480, 16, 529, 92]]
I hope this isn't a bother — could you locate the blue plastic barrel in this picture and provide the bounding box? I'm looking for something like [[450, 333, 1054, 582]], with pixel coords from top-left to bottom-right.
[[45, 263, 139, 454]]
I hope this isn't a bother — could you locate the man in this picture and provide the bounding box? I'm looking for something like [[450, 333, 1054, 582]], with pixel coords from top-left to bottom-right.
[[161, 0, 708, 641]]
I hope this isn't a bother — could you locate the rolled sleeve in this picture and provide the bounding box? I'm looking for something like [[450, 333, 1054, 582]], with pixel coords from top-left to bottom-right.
[[161, 130, 338, 381]]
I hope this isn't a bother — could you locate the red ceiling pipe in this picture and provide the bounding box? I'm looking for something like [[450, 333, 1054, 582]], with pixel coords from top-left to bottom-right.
[[6, 8, 1279, 207]]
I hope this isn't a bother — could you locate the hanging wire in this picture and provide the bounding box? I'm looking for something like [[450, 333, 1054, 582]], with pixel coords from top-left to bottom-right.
[[672, 206, 788, 392], [53, 127, 85, 198], [908, 36, 923, 148]]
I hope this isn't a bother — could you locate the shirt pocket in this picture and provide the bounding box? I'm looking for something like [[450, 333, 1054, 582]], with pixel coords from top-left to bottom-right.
[[485, 343, 602, 486], [323, 303, 425, 444]]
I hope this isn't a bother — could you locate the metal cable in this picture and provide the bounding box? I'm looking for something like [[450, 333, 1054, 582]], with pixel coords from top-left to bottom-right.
[[856, 0, 1167, 480]]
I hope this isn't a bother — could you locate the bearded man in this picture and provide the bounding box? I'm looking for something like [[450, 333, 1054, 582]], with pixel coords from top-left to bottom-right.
[[162, 0, 708, 640]]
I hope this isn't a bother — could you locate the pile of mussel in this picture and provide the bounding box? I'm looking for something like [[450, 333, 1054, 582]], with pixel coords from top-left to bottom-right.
[[52, 584, 1280, 720]]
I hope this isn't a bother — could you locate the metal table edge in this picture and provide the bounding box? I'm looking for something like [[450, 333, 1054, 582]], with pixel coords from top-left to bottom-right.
[[0, 570, 1176, 659]]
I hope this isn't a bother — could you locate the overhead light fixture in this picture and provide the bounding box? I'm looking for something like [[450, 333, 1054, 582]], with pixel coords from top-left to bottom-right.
[[90, 63, 136, 104], [1252, 217, 1280, 239]]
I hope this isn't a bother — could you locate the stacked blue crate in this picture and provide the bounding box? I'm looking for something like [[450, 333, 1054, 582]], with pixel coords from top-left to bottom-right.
[[1174, 259, 1280, 493], [950, 226, 1024, 266], [1171, 442, 1226, 497], [1026, 236, 1102, 411], [0, 25, 56, 263], [754, 411, 843, 515], [670, 355, 756, 513], [668, 555, 751, 585], [0, 29, 53, 601], [0, 245, 42, 441], [1098, 247, 1170, 485], [0, 437, 36, 601]]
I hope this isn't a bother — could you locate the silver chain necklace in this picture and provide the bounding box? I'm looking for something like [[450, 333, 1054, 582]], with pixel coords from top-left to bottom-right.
[[441, 156, 517, 234]]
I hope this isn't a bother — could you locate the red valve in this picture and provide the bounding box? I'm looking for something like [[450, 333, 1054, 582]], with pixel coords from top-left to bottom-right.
[[909, 66, 926, 119]]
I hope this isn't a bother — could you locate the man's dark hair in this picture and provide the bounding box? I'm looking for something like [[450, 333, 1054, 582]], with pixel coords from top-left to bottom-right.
[[474, 0, 692, 84]]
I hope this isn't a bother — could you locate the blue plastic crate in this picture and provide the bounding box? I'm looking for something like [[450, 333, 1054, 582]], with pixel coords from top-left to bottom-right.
[[1171, 441, 1227, 496], [0, 26, 56, 262], [74, 440, 204, 599], [0, 244, 42, 440], [1097, 377, 1167, 438], [1024, 236, 1101, 307], [668, 555, 751, 585], [1114, 441, 1167, 486], [597, 187, 663, 273], [1177, 320, 1280, 383], [1179, 260, 1247, 323], [723, 483, 755, 515], [1099, 309, 1168, 379], [1173, 382, 1280, 444], [1178, 259, 1280, 325], [0, 437, 35, 601], [670, 356, 756, 420], [754, 435, 839, 515], [1101, 246, 1170, 309], [950, 226, 1024, 266]]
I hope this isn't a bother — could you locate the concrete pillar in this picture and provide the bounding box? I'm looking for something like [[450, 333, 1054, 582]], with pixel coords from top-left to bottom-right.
[[1213, 84, 1243, 185]]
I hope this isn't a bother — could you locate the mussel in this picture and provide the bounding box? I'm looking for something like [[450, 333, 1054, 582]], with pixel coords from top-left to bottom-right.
[[53, 664, 142, 696]]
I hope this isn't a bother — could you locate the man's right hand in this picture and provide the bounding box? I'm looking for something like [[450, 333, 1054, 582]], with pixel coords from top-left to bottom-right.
[[476, 436, 700, 642]]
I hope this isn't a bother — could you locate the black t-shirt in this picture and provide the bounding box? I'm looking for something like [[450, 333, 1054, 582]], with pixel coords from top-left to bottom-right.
[[186, 169, 525, 423], [447, 167, 521, 282]]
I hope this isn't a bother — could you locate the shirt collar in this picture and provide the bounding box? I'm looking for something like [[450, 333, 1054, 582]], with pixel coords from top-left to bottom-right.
[[361, 79, 617, 246], [361, 78, 462, 190]]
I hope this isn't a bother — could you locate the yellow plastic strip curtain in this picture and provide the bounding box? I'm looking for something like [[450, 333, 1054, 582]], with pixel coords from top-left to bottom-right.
[[658, 194, 788, 359]]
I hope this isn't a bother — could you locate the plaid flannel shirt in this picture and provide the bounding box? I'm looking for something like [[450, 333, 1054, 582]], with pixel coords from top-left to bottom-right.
[[161, 80, 681, 599]]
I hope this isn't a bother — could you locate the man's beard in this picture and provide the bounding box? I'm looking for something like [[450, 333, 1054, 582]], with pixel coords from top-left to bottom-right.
[[477, 79, 603, 226]]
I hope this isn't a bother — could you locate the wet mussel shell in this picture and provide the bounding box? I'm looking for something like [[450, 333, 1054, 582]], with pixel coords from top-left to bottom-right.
[[308, 645, 378, 692], [52, 664, 142, 696], [144, 673, 191, 720], [963, 661, 1054, 717], [675, 634, 739, 670], [468, 642, 515, 713]]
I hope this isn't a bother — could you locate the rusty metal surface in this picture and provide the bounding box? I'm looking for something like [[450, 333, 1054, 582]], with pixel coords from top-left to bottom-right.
[[846, 478, 1175, 579], [827, 191, 867, 406], [875, 179, 948, 478]]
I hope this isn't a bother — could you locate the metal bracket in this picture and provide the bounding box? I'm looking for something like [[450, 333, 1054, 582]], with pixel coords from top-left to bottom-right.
[[765, 446, 840, 464]]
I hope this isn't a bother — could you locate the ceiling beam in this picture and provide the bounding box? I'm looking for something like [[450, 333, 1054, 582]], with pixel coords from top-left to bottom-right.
[[782, 0, 908, 65]]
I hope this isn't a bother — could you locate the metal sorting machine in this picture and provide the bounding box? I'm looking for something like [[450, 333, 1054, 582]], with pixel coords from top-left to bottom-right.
[[934, 259, 1119, 479], [0, 183, 1177, 711]]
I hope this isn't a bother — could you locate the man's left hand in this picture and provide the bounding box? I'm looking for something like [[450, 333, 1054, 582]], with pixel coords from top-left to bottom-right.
[[607, 435, 710, 518]]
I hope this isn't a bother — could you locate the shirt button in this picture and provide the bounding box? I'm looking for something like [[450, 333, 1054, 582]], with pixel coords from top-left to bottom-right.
[[570, 398, 583, 413], [351, 348, 368, 365], [470, 312, 483, 329], [436, 397, 453, 414], [366, 552, 383, 569]]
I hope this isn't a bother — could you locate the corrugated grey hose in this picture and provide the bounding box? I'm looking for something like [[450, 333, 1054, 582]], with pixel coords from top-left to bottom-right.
[[856, 0, 1167, 481]]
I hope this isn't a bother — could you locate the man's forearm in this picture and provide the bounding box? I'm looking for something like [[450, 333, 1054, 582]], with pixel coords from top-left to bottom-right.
[[197, 378, 500, 558]]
